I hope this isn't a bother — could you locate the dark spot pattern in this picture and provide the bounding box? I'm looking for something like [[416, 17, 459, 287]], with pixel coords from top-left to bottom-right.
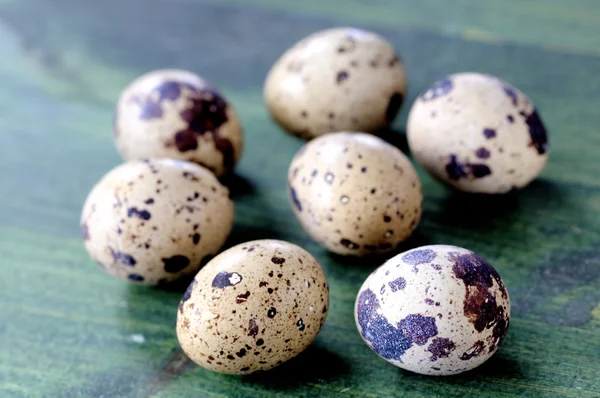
[[507, 115, 514, 123], [127, 274, 145, 282], [182, 171, 199, 182], [236, 348, 247, 358], [385, 93, 404, 122], [289, 186, 302, 212], [144, 198, 155, 205], [427, 337, 456, 361], [127, 207, 151, 220], [136, 80, 192, 120], [356, 289, 438, 360], [503, 85, 518, 106], [176, 89, 227, 133], [337, 33, 357, 53], [297, 318, 305, 331], [336, 71, 349, 84], [398, 314, 439, 346], [135, 81, 235, 172], [340, 239, 360, 250], [471, 164, 493, 178], [248, 318, 259, 337], [271, 257, 285, 265], [461, 340, 485, 360], [179, 279, 198, 308], [421, 78, 453, 101], [236, 291, 251, 304], [445, 155, 491, 180], [110, 249, 137, 266], [267, 307, 277, 318], [212, 271, 243, 288], [401, 249, 437, 266], [450, 251, 509, 334], [475, 147, 491, 159], [256, 338, 264, 346], [519, 109, 548, 155], [192, 233, 201, 244], [162, 255, 190, 273], [483, 128, 497, 139], [489, 317, 509, 353], [388, 277, 406, 292], [179, 279, 197, 313]]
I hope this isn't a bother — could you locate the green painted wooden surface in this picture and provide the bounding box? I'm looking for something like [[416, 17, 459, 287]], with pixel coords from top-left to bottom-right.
[[1, 0, 600, 396]]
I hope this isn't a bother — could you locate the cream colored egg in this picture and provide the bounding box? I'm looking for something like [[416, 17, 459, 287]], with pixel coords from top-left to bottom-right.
[[264, 27, 407, 139], [288, 132, 422, 256], [176, 240, 329, 374], [80, 159, 234, 285], [355, 245, 510, 376], [407, 72, 549, 194], [114, 69, 243, 177]]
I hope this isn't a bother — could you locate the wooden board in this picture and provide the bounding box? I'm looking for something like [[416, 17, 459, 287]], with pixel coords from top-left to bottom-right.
[[1, 0, 599, 396]]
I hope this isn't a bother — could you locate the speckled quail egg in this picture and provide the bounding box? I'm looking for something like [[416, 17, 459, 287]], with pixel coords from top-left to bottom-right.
[[355, 244, 510, 376], [288, 132, 422, 256], [176, 239, 329, 374], [80, 159, 234, 285], [264, 27, 407, 139], [114, 69, 243, 177], [407, 72, 549, 194]]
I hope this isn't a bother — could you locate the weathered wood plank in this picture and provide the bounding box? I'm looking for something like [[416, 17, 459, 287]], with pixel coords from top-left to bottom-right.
[[0, 0, 598, 397]]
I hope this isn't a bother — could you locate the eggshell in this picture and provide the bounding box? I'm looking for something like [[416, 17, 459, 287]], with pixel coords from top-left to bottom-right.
[[176, 240, 329, 374], [407, 72, 549, 193], [355, 245, 510, 375], [114, 69, 243, 176], [264, 27, 406, 139], [288, 131, 422, 256], [80, 159, 234, 285]]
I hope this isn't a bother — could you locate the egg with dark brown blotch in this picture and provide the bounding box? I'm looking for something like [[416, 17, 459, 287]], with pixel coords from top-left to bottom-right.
[[407, 72, 549, 193], [177, 240, 329, 374], [288, 131, 422, 256], [264, 27, 407, 139], [80, 159, 234, 285], [114, 69, 243, 177], [355, 245, 510, 375]]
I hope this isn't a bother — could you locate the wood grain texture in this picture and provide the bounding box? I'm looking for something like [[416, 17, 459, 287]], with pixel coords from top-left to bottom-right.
[[0, 0, 599, 397]]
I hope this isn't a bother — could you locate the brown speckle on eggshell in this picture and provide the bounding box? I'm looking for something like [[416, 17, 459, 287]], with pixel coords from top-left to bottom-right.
[[288, 132, 422, 256], [176, 240, 329, 374], [407, 72, 549, 193], [114, 69, 243, 176], [355, 245, 510, 375], [80, 159, 234, 285], [264, 28, 407, 139]]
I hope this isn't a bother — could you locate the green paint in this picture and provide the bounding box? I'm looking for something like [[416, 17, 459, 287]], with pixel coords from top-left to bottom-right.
[[0, 0, 599, 397]]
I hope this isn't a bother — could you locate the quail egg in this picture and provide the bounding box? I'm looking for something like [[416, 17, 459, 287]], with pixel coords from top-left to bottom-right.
[[355, 244, 510, 375], [80, 159, 234, 285], [264, 27, 407, 139], [177, 239, 329, 374], [114, 69, 243, 177], [288, 131, 422, 256], [407, 72, 549, 193]]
